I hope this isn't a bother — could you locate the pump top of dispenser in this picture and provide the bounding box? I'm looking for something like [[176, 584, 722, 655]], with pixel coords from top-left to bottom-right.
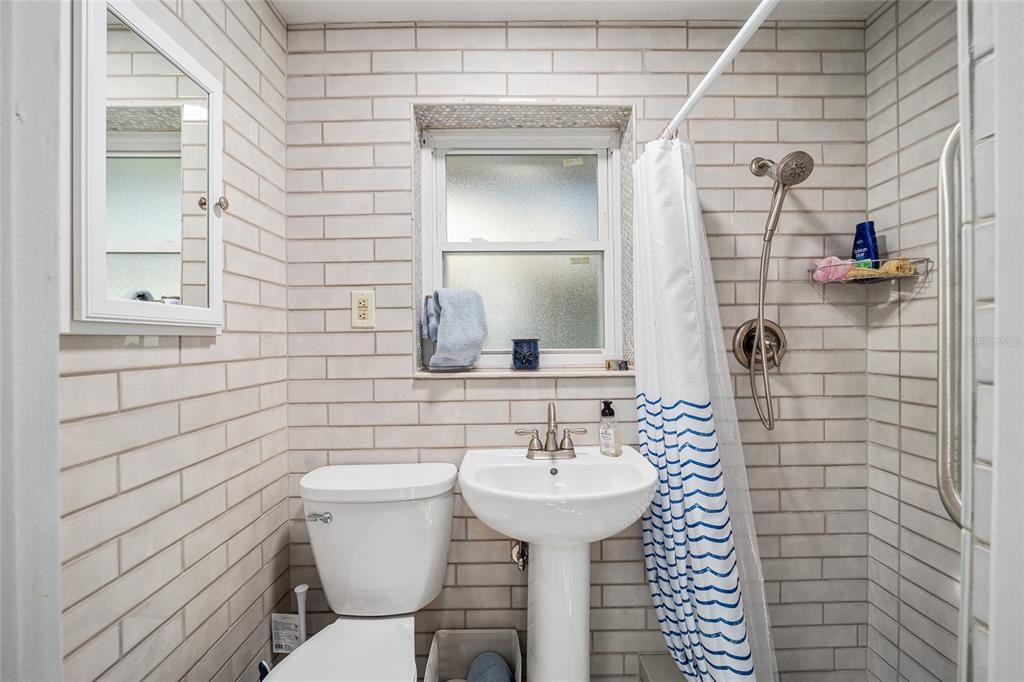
[[601, 401, 615, 417]]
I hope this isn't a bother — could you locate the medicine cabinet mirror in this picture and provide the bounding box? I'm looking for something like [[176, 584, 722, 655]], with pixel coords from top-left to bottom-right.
[[69, 0, 224, 333]]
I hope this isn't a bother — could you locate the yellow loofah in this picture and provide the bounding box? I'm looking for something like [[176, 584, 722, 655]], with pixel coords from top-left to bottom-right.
[[879, 257, 915, 276]]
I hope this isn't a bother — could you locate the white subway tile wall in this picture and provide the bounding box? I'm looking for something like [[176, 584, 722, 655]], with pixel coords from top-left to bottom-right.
[[965, 0, 995, 678], [864, 1, 959, 681], [286, 20, 872, 679], [59, 1, 288, 680]]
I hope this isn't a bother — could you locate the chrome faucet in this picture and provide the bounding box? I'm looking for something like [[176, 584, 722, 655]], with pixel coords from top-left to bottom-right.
[[516, 402, 586, 460]]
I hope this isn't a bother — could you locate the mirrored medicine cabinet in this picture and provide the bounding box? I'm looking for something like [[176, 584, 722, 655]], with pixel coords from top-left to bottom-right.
[[67, 0, 224, 334]]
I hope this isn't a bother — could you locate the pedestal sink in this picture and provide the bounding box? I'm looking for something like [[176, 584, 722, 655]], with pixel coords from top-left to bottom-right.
[[459, 446, 658, 681]]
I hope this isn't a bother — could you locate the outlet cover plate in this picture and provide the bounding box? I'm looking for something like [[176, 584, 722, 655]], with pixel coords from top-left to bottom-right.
[[351, 290, 375, 328]]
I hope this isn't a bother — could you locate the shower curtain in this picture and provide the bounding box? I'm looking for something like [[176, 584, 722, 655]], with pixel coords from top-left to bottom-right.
[[633, 139, 777, 681]]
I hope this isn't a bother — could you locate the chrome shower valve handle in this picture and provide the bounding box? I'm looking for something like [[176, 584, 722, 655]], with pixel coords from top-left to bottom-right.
[[734, 319, 787, 431], [733, 320, 786, 371]]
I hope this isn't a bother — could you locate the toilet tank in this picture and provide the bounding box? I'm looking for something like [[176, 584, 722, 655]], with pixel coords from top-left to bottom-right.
[[300, 463, 457, 616]]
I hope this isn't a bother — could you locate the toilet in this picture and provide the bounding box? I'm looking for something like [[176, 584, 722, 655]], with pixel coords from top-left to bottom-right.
[[267, 462, 458, 681]]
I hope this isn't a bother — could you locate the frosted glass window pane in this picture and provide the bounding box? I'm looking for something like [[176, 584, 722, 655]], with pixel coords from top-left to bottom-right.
[[445, 154, 599, 242], [443, 252, 603, 350], [106, 253, 181, 301], [106, 156, 182, 245]]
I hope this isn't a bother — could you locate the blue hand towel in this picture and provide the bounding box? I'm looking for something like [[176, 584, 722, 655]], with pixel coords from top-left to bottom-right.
[[422, 294, 440, 341], [467, 651, 512, 682], [427, 289, 487, 369]]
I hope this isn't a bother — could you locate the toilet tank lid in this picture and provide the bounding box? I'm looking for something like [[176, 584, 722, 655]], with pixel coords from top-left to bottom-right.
[[300, 463, 457, 503]]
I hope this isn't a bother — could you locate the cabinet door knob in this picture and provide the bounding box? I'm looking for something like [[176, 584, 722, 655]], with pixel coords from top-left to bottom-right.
[[198, 196, 229, 211]]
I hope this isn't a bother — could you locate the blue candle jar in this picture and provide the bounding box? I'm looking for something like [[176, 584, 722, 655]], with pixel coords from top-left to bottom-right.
[[511, 338, 540, 370]]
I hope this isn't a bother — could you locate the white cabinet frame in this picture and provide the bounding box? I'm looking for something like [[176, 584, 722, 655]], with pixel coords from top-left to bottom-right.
[[68, 0, 223, 334]]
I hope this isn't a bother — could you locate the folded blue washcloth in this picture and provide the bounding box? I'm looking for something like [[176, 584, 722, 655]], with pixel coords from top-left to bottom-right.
[[425, 289, 487, 369], [467, 651, 513, 682], [422, 294, 440, 341]]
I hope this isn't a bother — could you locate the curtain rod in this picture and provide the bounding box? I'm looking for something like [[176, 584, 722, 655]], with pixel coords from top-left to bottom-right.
[[660, 0, 783, 140]]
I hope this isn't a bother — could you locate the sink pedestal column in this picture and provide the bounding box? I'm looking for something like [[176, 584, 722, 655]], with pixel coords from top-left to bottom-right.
[[527, 543, 590, 681]]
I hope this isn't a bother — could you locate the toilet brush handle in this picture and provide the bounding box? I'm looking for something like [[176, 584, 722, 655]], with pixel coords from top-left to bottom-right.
[[295, 584, 308, 644]]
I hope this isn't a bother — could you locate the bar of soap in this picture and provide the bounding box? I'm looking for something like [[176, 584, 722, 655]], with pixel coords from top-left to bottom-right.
[[845, 267, 879, 280]]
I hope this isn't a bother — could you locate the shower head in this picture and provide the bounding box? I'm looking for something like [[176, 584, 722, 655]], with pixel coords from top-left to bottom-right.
[[750, 151, 815, 186], [750, 150, 816, 244]]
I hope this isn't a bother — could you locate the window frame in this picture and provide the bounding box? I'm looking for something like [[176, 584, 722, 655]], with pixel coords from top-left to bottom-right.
[[420, 129, 623, 369], [104, 149, 183, 256]]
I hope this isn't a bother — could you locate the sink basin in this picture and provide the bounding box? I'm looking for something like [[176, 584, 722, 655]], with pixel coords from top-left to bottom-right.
[[459, 446, 657, 544], [459, 445, 657, 681]]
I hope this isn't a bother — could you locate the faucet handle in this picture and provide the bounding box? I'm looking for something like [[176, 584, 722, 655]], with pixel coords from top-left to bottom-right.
[[515, 428, 543, 451], [559, 427, 587, 450]]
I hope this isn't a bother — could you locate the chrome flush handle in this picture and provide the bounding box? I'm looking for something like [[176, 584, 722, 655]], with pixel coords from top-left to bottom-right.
[[306, 512, 333, 524]]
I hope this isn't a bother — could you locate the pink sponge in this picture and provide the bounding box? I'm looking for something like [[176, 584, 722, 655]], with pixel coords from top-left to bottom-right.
[[813, 256, 852, 282]]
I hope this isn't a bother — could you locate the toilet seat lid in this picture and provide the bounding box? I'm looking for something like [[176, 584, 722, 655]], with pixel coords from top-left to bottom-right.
[[266, 616, 416, 681]]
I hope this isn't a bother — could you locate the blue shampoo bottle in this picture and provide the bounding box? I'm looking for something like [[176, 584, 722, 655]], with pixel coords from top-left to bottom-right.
[[852, 220, 880, 268]]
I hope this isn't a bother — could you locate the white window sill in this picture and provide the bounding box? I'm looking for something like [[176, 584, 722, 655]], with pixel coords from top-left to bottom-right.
[[413, 367, 635, 380]]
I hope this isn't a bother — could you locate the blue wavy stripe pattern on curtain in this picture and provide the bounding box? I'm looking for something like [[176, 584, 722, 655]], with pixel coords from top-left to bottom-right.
[[638, 392, 754, 679]]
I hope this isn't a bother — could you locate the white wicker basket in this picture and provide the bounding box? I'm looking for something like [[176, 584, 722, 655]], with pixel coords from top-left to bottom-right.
[[423, 629, 522, 682]]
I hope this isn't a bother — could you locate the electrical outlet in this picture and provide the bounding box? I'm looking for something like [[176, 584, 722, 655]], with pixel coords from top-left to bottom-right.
[[351, 290, 375, 329]]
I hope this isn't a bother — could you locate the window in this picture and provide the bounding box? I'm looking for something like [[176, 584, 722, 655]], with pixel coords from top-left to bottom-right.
[[421, 130, 622, 368], [105, 154, 183, 300]]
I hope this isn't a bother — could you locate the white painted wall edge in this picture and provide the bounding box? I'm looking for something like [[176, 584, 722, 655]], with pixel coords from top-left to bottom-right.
[[0, 0, 64, 679], [988, 0, 1024, 677]]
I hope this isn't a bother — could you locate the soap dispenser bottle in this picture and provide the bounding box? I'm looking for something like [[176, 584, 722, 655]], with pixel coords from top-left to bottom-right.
[[598, 400, 621, 457]]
